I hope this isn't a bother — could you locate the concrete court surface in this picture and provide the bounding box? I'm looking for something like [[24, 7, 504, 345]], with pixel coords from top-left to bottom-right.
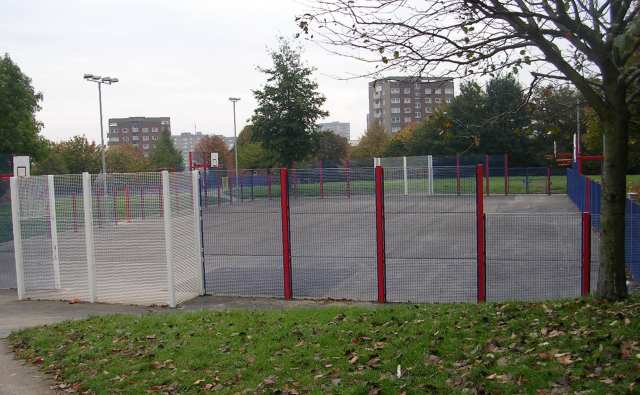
[[202, 194, 589, 302]]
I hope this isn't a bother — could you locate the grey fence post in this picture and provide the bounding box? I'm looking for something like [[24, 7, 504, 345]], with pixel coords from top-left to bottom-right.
[[161, 171, 176, 307], [10, 177, 25, 300], [427, 155, 434, 195], [403, 156, 408, 196], [47, 175, 61, 289], [82, 172, 96, 303], [192, 170, 204, 295]]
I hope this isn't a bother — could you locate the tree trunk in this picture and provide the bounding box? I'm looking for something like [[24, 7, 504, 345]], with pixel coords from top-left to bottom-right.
[[596, 104, 629, 300]]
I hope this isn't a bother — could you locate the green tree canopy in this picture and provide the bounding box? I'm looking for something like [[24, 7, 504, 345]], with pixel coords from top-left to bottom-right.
[[33, 136, 101, 175], [351, 120, 391, 159], [106, 145, 149, 173], [148, 130, 183, 171], [313, 130, 349, 164], [250, 38, 329, 167], [0, 54, 46, 159]]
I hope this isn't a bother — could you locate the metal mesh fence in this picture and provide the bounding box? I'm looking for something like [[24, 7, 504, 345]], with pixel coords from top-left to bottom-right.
[[0, 179, 15, 288], [169, 172, 202, 304], [486, 213, 582, 301], [384, 166, 477, 302], [201, 168, 283, 297], [17, 176, 54, 296], [12, 171, 202, 306], [289, 168, 377, 301]]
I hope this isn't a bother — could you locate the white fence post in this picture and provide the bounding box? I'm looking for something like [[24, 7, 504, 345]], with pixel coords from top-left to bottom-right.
[[192, 170, 204, 295], [82, 172, 96, 302], [427, 155, 434, 195], [403, 156, 408, 196], [47, 175, 61, 289], [162, 171, 176, 308], [10, 177, 25, 300]]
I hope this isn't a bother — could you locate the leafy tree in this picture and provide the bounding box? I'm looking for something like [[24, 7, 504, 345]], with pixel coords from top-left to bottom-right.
[[0, 54, 46, 159], [314, 130, 349, 163], [238, 143, 276, 169], [300, 0, 640, 299], [195, 135, 234, 169], [32, 136, 101, 175], [250, 38, 329, 167], [351, 120, 391, 159], [106, 145, 149, 173], [384, 122, 419, 157], [149, 130, 183, 171]]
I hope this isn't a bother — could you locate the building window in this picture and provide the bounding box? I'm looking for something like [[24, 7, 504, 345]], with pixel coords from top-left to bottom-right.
[[108, 136, 119, 143], [403, 97, 411, 104], [435, 97, 441, 103], [151, 127, 159, 133], [110, 128, 117, 134], [142, 127, 149, 133], [435, 88, 442, 94], [132, 135, 139, 141], [426, 107, 432, 113], [446, 98, 452, 103], [391, 116, 401, 123], [143, 144, 150, 150], [143, 135, 149, 141], [109, 122, 118, 127], [391, 107, 401, 114], [121, 128, 128, 133], [425, 98, 432, 103], [445, 87, 453, 94], [160, 120, 169, 125], [404, 107, 411, 113], [391, 126, 401, 133], [415, 102, 421, 108], [391, 87, 400, 94], [131, 127, 139, 133], [425, 88, 432, 94], [404, 117, 412, 123], [123, 136, 129, 142], [152, 135, 158, 141], [391, 97, 400, 104], [415, 112, 422, 118], [403, 87, 411, 94]]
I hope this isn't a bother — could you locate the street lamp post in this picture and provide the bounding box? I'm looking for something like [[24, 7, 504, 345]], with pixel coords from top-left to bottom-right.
[[229, 97, 240, 194], [84, 74, 118, 175]]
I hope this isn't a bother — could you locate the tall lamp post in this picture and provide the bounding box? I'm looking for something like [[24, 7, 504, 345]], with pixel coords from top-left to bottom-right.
[[84, 74, 118, 175], [229, 97, 241, 193]]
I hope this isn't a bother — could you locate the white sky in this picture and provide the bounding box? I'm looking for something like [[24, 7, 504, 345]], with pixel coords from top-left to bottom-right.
[[1, 0, 371, 143]]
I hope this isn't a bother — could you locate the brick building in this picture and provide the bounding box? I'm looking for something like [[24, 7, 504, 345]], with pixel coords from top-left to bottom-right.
[[107, 117, 171, 156]]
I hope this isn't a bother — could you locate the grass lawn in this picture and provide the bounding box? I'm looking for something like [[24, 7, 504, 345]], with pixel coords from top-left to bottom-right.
[[9, 296, 640, 394]]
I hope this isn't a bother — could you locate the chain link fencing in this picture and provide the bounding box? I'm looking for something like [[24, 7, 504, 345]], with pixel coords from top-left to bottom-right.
[[0, 178, 15, 288]]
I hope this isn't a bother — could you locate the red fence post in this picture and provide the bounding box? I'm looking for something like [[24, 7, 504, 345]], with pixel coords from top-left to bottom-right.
[[485, 155, 490, 196], [114, 186, 119, 223], [140, 185, 145, 219], [546, 167, 552, 195], [188, 151, 193, 171], [585, 176, 591, 212], [345, 159, 351, 199], [280, 168, 293, 300], [504, 153, 509, 196], [476, 164, 486, 303], [456, 154, 461, 196], [375, 165, 386, 303], [319, 160, 324, 198], [124, 185, 131, 223], [581, 212, 591, 297]]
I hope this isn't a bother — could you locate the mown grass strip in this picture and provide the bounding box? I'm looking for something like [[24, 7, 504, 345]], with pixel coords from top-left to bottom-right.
[[9, 296, 640, 394]]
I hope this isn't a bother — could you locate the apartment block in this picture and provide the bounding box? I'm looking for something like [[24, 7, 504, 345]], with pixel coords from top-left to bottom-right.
[[368, 77, 454, 133], [318, 121, 351, 140], [107, 117, 170, 156]]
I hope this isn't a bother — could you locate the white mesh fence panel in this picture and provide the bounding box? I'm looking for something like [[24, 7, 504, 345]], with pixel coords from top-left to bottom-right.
[[16, 175, 56, 298], [91, 172, 169, 305], [169, 172, 202, 304]]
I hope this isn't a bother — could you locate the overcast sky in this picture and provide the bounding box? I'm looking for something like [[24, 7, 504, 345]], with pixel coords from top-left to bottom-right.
[[1, 0, 372, 144]]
